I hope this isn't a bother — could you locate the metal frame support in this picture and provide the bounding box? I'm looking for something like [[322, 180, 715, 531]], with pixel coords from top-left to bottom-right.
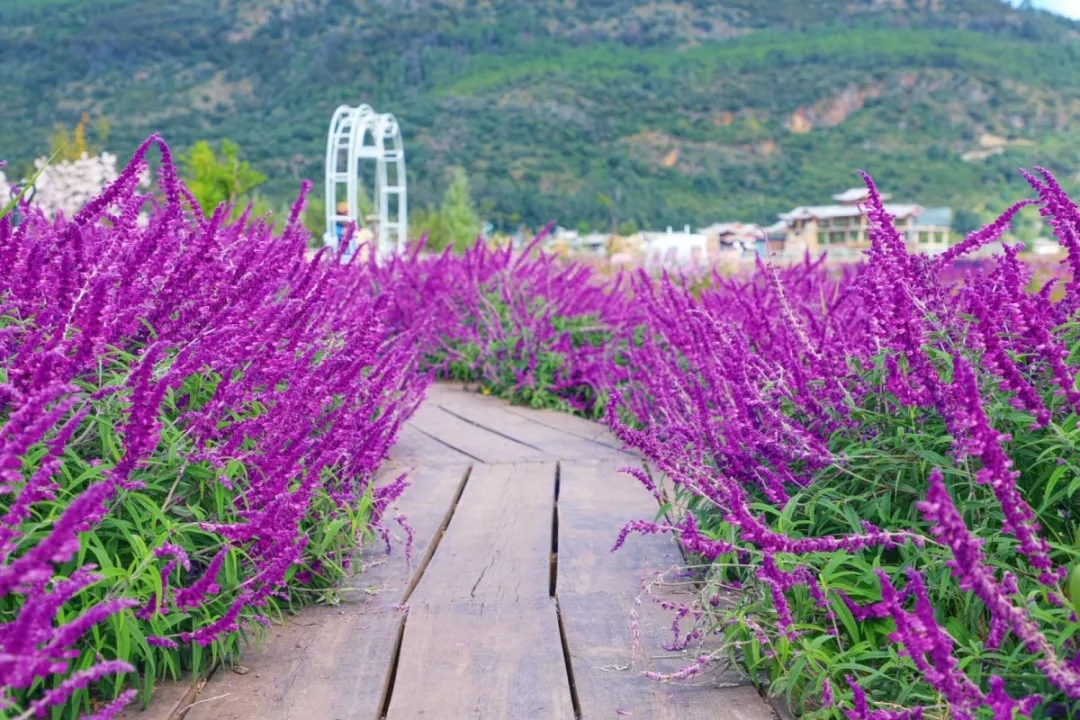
[[323, 104, 407, 261]]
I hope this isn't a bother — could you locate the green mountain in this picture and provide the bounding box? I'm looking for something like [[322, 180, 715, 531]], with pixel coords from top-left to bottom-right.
[[2, 0, 1080, 233]]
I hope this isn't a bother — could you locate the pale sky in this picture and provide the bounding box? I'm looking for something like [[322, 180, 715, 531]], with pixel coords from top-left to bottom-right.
[[1028, 0, 1080, 18]]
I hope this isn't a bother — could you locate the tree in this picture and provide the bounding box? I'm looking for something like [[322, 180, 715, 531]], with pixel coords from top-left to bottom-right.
[[952, 208, 983, 237], [412, 167, 482, 253], [441, 167, 483, 252], [49, 113, 109, 162], [28, 115, 148, 220], [33, 153, 123, 220], [303, 194, 327, 247], [596, 192, 615, 233], [179, 139, 266, 218], [1012, 205, 1043, 244]]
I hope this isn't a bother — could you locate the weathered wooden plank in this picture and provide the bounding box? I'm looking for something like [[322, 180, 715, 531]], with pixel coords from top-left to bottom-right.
[[351, 463, 472, 605], [390, 422, 474, 467], [409, 402, 556, 463], [556, 462, 765, 717], [560, 591, 771, 720], [429, 382, 630, 453], [499, 401, 628, 451], [186, 464, 469, 720], [557, 461, 683, 596], [116, 676, 201, 720], [410, 462, 556, 603], [386, 599, 575, 720], [428, 385, 631, 463], [185, 605, 403, 720]]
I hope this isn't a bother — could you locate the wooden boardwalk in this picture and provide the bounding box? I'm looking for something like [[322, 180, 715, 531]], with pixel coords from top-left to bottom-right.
[[124, 384, 774, 720]]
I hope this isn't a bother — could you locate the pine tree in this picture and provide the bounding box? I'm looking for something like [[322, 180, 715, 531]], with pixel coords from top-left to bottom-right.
[[408, 168, 482, 253], [441, 167, 482, 253]]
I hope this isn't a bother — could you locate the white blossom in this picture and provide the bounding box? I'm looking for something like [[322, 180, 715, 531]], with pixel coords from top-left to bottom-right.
[[31, 152, 150, 220]]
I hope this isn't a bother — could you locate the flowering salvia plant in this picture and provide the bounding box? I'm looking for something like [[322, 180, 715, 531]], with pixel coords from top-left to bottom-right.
[[0, 137, 425, 717], [604, 168, 1080, 718], [360, 230, 635, 418], [269, 163, 1080, 718], [30, 151, 151, 221]]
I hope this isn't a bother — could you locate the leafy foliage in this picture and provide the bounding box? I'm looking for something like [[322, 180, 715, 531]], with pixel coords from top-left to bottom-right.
[[178, 139, 266, 218], [349, 164, 1080, 717], [0, 137, 423, 718], [359, 227, 630, 418], [2, 1, 1080, 229], [412, 167, 483, 253], [440, 167, 483, 253]]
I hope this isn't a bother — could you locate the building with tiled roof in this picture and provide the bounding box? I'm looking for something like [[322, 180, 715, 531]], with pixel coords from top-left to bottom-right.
[[776, 188, 952, 260]]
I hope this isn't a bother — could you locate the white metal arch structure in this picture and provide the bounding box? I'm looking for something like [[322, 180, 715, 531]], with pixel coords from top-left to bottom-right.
[[324, 104, 407, 260]]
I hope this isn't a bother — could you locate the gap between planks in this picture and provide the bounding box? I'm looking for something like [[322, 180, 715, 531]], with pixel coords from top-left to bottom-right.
[[385, 461, 581, 719], [375, 463, 475, 718], [385, 599, 576, 719], [408, 423, 486, 463], [427, 382, 633, 460], [551, 461, 584, 719], [554, 460, 773, 719], [181, 464, 472, 720], [409, 402, 556, 464], [408, 462, 557, 604]]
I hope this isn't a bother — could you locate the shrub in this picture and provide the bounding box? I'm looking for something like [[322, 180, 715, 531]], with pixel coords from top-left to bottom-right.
[[0, 136, 423, 717], [363, 230, 632, 418], [178, 139, 266, 219], [326, 167, 1080, 718], [409, 167, 483, 254], [610, 173, 1080, 718]]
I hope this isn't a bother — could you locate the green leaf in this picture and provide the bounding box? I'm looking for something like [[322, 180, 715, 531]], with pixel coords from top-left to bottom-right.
[[1042, 463, 1070, 511], [1069, 565, 1080, 621], [0, 147, 59, 222]]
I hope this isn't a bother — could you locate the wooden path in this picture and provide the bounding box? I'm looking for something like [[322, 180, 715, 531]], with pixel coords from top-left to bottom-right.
[[124, 384, 774, 720]]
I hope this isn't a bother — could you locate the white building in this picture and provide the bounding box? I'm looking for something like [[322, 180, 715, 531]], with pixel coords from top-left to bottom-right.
[[546, 227, 612, 257], [699, 222, 766, 255], [642, 226, 709, 270], [777, 188, 952, 260], [578, 233, 610, 256]]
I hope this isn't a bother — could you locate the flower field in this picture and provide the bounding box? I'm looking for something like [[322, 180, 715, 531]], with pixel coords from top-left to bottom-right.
[[0, 138, 425, 718], [4, 138, 1080, 719]]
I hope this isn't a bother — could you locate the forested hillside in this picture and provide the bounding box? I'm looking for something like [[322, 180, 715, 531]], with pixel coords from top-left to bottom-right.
[[1, 0, 1079, 231]]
